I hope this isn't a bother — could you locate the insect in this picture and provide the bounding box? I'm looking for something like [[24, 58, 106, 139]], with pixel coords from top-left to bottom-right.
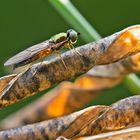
[[4, 29, 80, 71]]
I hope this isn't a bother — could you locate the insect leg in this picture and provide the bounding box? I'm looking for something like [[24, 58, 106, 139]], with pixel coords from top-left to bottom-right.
[[22, 63, 32, 74], [55, 50, 67, 69], [69, 43, 82, 56], [32, 59, 44, 77]]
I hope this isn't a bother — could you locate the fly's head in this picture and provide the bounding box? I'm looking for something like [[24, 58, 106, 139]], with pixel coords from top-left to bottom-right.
[[66, 29, 80, 44]]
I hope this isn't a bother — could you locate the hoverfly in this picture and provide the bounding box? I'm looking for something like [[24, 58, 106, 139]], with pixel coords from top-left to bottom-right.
[[4, 29, 80, 71]]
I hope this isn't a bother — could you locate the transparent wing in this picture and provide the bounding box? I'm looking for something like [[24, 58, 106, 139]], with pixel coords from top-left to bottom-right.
[[4, 40, 52, 67]]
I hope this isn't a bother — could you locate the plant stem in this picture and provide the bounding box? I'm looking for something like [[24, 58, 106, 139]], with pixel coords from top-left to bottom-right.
[[49, 0, 140, 94], [49, 0, 101, 42], [123, 74, 140, 94]]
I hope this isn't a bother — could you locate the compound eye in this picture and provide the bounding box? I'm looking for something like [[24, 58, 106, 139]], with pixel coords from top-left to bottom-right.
[[67, 29, 79, 44]]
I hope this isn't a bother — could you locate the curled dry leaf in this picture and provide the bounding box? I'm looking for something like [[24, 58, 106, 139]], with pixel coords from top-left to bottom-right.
[[0, 96, 140, 139], [0, 74, 16, 93], [0, 106, 108, 140], [0, 25, 140, 108], [73, 126, 140, 140], [0, 81, 101, 129], [87, 52, 140, 78], [63, 95, 140, 139], [1, 51, 140, 129]]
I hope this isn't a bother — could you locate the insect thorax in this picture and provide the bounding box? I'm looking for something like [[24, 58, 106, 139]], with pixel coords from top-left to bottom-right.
[[50, 33, 67, 43]]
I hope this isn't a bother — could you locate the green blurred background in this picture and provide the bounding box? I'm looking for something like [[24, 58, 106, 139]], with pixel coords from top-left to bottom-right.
[[0, 0, 139, 119]]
